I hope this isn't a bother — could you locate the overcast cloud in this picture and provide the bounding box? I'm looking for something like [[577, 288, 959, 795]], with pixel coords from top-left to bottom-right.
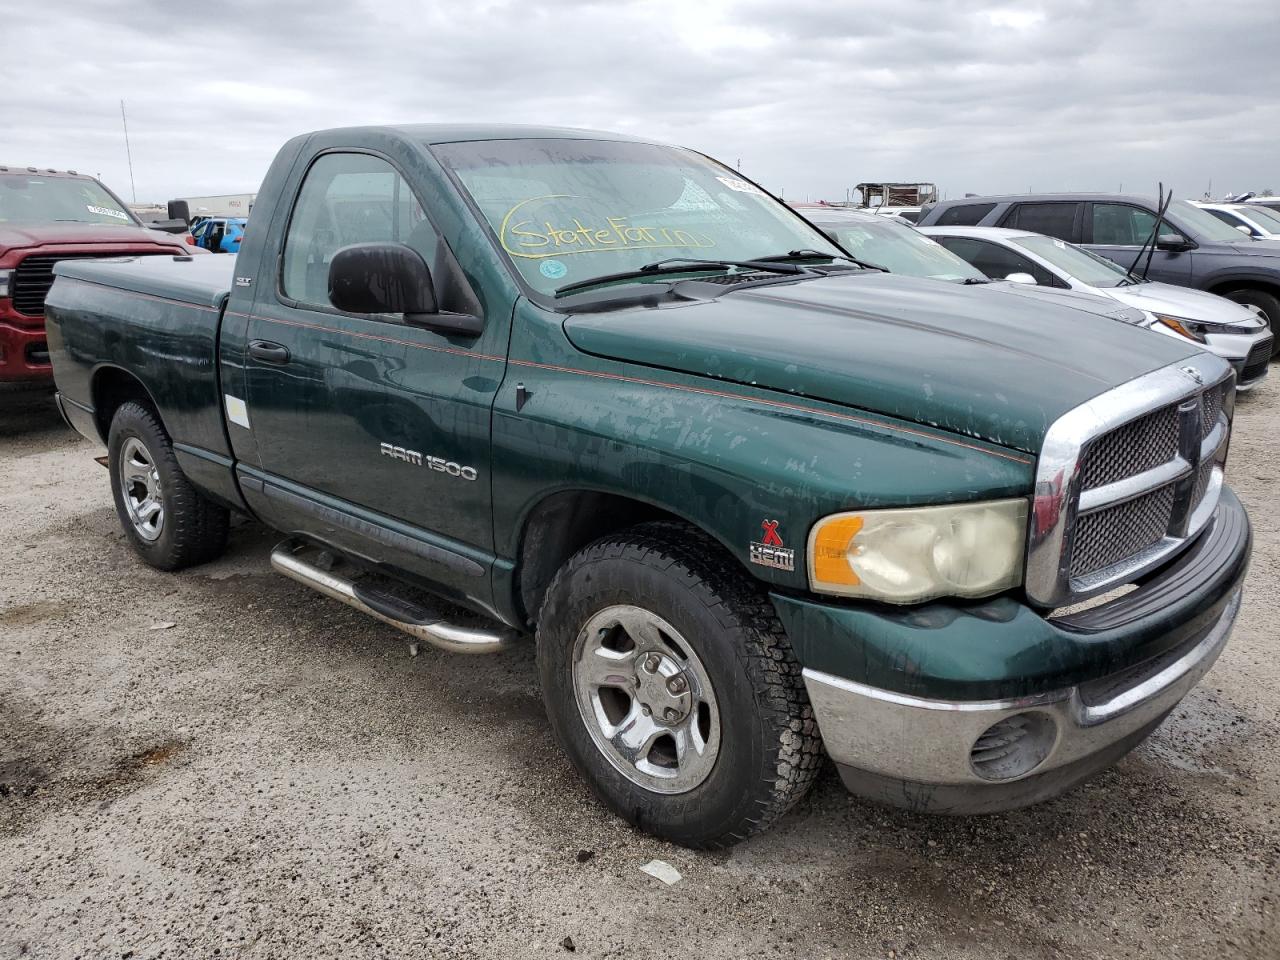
[[7, 0, 1280, 204]]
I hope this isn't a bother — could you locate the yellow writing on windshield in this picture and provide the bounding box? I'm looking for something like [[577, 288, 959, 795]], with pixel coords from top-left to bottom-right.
[[498, 195, 715, 260]]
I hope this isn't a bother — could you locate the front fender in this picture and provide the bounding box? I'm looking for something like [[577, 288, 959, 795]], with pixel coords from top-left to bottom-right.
[[492, 306, 1034, 593]]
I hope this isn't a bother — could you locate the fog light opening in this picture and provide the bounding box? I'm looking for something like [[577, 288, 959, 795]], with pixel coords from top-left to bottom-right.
[[970, 712, 1057, 781]]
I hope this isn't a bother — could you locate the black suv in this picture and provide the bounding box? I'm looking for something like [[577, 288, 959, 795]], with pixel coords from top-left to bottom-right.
[[917, 193, 1280, 349]]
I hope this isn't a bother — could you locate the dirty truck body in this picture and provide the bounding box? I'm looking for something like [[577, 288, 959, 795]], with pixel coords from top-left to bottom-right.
[[45, 125, 1250, 847]]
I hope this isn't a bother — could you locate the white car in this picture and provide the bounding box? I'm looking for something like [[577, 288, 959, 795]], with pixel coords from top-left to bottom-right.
[[1194, 202, 1280, 240], [921, 225, 1272, 390], [870, 205, 923, 224]]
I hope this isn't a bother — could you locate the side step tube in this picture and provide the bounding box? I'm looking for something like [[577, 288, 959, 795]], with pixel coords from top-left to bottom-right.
[[270, 542, 516, 655]]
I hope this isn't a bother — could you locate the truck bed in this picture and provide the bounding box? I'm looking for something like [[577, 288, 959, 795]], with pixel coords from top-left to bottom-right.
[[53, 252, 235, 309], [44, 252, 243, 512]]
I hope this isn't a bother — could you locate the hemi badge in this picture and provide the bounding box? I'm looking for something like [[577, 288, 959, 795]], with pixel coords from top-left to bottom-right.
[[234, 276, 253, 287]]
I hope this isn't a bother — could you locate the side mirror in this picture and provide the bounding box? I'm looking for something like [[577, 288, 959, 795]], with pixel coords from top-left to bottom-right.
[[328, 242, 484, 337], [1155, 232, 1191, 251], [1235, 224, 1252, 235], [1004, 272, 1037, 285]]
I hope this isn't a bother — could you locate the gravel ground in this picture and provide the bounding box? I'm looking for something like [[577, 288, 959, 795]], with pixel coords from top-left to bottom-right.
[[1, 383, 1277, 960]]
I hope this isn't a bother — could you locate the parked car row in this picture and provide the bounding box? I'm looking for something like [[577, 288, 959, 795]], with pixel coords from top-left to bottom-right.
[[915, 192, 1280, 354], [797, 204, 1272, 389]]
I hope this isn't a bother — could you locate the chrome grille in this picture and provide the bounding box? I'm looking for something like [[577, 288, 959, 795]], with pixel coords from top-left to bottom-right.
[[1069, 485, 1176, 578], [1076, 406, 1178, 490], [1200, 380, 1228, 433], [1026, 355, 1235, 607]]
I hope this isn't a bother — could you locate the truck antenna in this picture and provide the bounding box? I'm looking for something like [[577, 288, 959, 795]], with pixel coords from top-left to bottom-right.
[[120, 99, 137, 203]]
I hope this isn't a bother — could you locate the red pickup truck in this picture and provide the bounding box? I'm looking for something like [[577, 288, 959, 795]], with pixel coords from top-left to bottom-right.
[[0, 166, 194, 387]]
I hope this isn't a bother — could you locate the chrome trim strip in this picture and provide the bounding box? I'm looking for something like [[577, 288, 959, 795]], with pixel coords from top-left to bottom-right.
[[1200, 419, 1228, 461], [1077, 588, 1239, 725], [1026, 353, 1233, 607], [270, 541, 517, 654], [1078, 458, 1190, 513]]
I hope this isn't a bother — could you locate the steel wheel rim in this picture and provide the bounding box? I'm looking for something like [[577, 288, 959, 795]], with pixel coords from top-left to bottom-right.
[[571, 604, 720, 795], [119, 436, 164, 542]]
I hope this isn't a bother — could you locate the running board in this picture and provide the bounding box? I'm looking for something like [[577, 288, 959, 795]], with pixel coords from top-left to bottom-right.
[[270, 541, 516, 655]]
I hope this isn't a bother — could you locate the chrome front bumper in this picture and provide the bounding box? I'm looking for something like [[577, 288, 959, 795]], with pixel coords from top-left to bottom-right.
[[804, 587, 1241, 811]]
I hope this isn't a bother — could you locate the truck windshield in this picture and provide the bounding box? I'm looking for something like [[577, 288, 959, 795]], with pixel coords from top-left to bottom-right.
[[433, 138, 844, 296], [1011, 235, 1130, 287], [814, 216, 986, 281], [0, 173, 137, 225]]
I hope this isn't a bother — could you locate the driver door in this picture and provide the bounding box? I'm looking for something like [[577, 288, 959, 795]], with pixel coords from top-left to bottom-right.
[[241, 150, 502, 592]]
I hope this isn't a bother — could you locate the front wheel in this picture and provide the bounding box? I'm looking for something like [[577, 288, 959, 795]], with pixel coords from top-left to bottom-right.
[[537, 523, 823, 848]]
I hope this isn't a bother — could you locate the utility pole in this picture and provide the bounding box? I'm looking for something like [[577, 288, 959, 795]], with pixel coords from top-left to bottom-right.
[[120, 100, 137, 203]]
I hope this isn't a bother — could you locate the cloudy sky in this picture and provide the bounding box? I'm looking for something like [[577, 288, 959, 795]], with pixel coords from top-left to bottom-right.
[[9, 0, 1280, 204]]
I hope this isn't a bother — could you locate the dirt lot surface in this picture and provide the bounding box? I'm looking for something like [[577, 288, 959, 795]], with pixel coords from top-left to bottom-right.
[[2, 384, 1277, 960]]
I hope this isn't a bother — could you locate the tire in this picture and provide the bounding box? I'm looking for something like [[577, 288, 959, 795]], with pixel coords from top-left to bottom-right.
[[1221, 287, 1280, 357], [536, 522, 823, 849], [107, 400, 230, 571]]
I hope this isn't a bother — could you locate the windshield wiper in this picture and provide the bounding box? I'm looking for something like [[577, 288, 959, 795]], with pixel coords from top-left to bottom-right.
[[753, 249, 888, 272], [554, 257, 806, 297], [1124, 182, 1175, 283], [962, 277, 992, 284]]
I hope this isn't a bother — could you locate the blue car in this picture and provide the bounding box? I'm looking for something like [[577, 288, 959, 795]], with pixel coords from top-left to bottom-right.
[[190, 217, 246, 253]]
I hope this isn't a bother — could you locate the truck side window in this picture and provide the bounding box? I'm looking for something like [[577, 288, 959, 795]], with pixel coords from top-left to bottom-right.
[[1090, 203, 1169, 246], [1001, 202, 1079, 241], [281, 152, 439, 312], [935, 202, 996, 226]]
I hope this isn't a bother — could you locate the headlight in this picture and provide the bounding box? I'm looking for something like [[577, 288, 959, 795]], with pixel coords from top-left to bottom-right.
[[808, 499, 1027, 603], [1153, 313, 1208, 343], [0, 269, 10, 299]]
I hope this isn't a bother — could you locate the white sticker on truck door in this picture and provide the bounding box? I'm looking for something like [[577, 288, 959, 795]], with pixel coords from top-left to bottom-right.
[[224, 394, 250, 429]]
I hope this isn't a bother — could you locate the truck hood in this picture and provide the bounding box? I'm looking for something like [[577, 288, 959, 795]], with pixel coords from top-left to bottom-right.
[[562, 272, 1201, 455], [0, 222, 188, 253], [1105, 281, 1265, 327]]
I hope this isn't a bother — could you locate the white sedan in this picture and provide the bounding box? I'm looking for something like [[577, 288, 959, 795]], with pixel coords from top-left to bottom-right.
[[1194, 202, 1280, 240], [920, 225, 1272, 390]]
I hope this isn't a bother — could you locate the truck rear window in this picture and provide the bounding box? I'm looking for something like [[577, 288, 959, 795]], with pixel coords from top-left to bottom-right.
[[0, 174, 137, 225], [433, 138, 843, 296]]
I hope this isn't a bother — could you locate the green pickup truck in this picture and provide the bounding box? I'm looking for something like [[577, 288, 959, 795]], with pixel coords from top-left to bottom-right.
[[45, 125, 1250, 848]]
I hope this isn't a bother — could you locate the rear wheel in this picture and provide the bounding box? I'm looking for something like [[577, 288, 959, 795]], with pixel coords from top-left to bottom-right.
[[1222, 288, 1280, 356], [108, 400, 230, 570], [537, 522, 823, 848]]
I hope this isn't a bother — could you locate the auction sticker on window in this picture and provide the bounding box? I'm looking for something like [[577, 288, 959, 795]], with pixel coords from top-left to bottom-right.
[[87, 205, 129, 221], [715, 176, 765, 196], [539, 259, 568, 279]]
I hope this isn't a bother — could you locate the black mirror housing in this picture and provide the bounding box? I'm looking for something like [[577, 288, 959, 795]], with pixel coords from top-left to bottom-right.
[[329, 242, 438, 316], [1155, 232, 1191, 251]]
